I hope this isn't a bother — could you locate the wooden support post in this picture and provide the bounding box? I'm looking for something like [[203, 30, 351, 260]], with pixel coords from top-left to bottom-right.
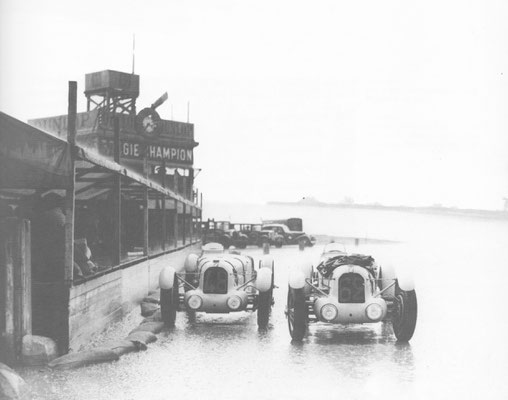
[[13, 219, 31, 359], [0, 218, 15, 364], [161, 195, 166, 251], [65, 81, 77, 285], [0, 218, 32, 364], [174, 202, 179, 248], [182, 205, 187, 245], [189, 210, 194, 243], [67, 81, 77, 146], [112, 116, 121, 265], [143, 188, 149, 256]]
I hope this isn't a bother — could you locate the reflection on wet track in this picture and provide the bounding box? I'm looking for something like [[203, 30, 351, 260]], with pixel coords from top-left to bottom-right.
[[18, 207, 508, 399]]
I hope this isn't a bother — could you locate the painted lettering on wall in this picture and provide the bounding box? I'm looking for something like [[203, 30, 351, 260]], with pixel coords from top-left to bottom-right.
[[99, 139, 193, 165]]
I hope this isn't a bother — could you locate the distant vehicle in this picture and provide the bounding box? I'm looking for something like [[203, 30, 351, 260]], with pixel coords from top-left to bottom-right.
[[232, 223, 265, 246], [229, 223, 284, 248], [286, 242, 417, 342], [261, 223, 315, 247], [158, 243, 275, 328], [202, 220, 248, 249], [263, 218, 303, 232]]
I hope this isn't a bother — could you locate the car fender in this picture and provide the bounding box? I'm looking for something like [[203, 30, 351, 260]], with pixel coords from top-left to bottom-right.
[[296, 258, 313, 280], [184, 253, 199, 273], [397, 272, 415, 291], [159, 266, 176, 289], [288, 268, 306, 289], [256, 267, 273, 293], [259, 255, 274, 271]]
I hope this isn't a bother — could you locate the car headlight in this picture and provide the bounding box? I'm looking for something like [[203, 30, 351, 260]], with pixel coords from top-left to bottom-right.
[[227, 295, 242, 310], [365, 303, 383, 321], [320, 304, 338, 321], [187, 295, 203, 310]]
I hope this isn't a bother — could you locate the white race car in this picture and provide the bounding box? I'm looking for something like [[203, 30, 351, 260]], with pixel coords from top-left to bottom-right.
[[286, 243, 417, 342], [159, 243, 275, 328]]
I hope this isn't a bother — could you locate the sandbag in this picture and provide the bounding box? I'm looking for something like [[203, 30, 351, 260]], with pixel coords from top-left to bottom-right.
[[48, 349, 119, 370], [129, 322, 165, 335], [142, 310, 162, 323], [96, 339, 146, 357], [142, 293, 160, 304], [140, 302, 159, 317], [0, 362, 29, 400], [126, 331, 157, 346]]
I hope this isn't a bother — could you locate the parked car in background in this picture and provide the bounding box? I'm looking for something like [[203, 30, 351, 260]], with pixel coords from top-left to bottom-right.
[[159, 243, 275, 328], [261, 223, 315, 247], [202, 220, 248, 249], [233, 223, 264, 246]]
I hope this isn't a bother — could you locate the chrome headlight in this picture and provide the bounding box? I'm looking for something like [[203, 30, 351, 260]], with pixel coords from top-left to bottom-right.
[[187, 295, 203, 310], [320, 304, 338, 321], [227, 295, 242, 310], [365, 303, 383, 321]]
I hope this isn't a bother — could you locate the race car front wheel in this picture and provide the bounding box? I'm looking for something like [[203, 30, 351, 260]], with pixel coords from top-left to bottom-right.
[[161, 273, 179, 326], [287, 287, 307, 341], [391, 284, 417, 342], [257, 261, 274, 329], [257, 289, 272, 329]]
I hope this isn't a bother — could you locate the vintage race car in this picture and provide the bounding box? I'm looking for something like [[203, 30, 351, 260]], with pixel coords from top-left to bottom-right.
[[286, 243, 417, 342], [159, 243, 275, 328]]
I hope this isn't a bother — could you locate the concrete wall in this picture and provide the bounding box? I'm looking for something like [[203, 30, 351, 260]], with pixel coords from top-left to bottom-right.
[[68, 243, 200, 351]]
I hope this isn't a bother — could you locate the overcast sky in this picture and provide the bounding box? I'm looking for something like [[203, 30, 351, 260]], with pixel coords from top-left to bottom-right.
[[1, 0, 507, 209]]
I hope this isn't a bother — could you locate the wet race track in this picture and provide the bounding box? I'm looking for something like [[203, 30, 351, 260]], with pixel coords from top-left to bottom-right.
[[18, 207, 508, 400]]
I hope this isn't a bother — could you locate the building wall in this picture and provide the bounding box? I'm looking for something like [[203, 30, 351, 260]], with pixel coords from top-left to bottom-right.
[[68, 243, 200, 351]]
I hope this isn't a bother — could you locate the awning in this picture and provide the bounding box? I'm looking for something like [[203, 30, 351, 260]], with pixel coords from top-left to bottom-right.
[[0, 111, 199, 210], [0, 112, 72, 189]]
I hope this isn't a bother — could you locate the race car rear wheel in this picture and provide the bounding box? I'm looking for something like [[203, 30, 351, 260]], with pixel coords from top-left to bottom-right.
[[392, 284, 417, 342], [161, 273, 179, 326], [287, 287, 307, 341]]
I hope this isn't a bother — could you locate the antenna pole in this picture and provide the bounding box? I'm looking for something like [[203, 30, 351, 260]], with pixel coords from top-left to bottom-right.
[[187, 101, 190, 123], [132, 34, 136, 74]]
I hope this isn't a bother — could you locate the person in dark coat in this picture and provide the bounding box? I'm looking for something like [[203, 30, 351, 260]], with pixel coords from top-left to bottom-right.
[[31, 192, 68, 354]]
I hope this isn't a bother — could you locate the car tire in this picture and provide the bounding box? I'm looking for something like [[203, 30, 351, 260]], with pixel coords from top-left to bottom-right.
[[274, 240, 283, 248], [257, 264, 274, 329], [160, 272, 179, 326], [287, 287, 307, 341], [391, 283, 417, 342], [184, 272, 197, 319], [257, 289, 272, 328]]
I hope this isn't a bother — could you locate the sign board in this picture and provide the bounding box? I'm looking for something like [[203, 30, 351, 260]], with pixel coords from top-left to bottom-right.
[[98, 138, 193, 165]]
